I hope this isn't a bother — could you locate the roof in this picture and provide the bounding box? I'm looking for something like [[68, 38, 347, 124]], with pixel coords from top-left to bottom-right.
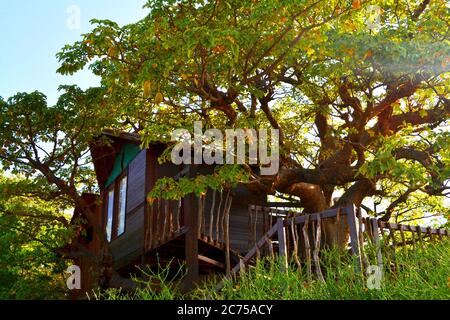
[[101, 129, 141, 143], [89, 130, 163, 189], [90, 130, 169, 189]]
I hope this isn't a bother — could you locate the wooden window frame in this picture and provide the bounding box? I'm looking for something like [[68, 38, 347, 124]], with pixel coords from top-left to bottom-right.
[[114, 172, 128, 239], [103, 170, 129, 242], [104, 186, 115, 243]]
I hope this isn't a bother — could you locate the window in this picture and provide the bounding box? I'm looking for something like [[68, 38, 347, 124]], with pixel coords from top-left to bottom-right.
[[106, 188, 114, 242], [116, 176, 127, 236], [104, 174, 128, 242]]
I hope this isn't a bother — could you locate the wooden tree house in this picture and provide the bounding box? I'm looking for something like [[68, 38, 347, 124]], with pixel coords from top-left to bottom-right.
[[71, 131, 268, 296]]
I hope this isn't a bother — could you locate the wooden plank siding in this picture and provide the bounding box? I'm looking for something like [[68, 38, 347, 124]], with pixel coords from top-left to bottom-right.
[[126, 150, 147, 214], [201, 189, 267, 255], [230, 202, 266, 254], [111, 206, 145, 269], [110, 149, 147, 269]]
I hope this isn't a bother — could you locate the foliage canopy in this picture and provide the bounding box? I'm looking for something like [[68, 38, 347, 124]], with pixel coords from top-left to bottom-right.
[[54, 0, 450, 221]]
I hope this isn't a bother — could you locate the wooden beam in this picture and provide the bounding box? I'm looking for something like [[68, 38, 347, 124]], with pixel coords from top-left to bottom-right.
[[346, 204, 362, 272], [283, 207, 344, 227], [182, 166, 199, 292], [224, 192, 232, 276], [427, 227, 434, 243], [144, 148, 156, 252], [238, 223, 278, 267], [266, 202, 303, 208], [198, 254, 225, 269], [225, 224, 278, 274], [302, 214, 312, 281], [371, 218, 383, 268], [215, 223, 278, 291], [313, 214, 325, 282], [408, 225, 416, 250], [378, 221, 448, 236], [417, 225, 423, 248], [277, 218, 288, 273]]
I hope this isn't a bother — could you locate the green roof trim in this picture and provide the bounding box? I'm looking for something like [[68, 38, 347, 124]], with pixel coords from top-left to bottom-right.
[[105, 143, 141, 188]]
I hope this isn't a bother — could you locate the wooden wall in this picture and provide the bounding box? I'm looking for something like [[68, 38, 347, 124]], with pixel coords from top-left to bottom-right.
[[201, 186, 267, 255], [153, 146, 182, 183], [110, 149, 146, 269], [126, 150, 147, 213], [231, 186, 268, 254]]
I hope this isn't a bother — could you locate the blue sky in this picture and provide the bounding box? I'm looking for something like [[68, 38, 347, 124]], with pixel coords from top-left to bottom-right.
[[0, 0, 147, 105]]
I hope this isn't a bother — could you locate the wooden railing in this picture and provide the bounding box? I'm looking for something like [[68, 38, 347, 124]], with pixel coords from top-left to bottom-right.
[[197, 189, 233, 247], [358, 217, 450, 269], [143, 189, 234, 254], [144, 199, 185, 251], [200, 190, 234, 273], [216, 204, 450, 291]]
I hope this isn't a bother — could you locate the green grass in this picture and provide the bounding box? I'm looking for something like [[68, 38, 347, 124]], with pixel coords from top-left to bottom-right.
[[99, 240, 450, 300]]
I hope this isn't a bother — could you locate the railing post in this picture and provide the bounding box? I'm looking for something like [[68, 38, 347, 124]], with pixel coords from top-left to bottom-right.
[[239, 258, 245, 276], [346, 204, 362, 272], [182, 165, 199, 292], [371, 218, 383, 268], [277, 218, 288, 273]]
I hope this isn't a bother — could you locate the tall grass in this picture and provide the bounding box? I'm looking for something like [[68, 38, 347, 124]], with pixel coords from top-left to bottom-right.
[[99, 240, 450, 300], [91, 258, 186, 300]]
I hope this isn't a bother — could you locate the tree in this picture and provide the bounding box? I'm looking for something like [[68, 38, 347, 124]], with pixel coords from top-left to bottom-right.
[[0, 88, 121, 289], [0, 174, 70, 299], [1, 0, 449, 292], [56, 0, 449, 226]]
